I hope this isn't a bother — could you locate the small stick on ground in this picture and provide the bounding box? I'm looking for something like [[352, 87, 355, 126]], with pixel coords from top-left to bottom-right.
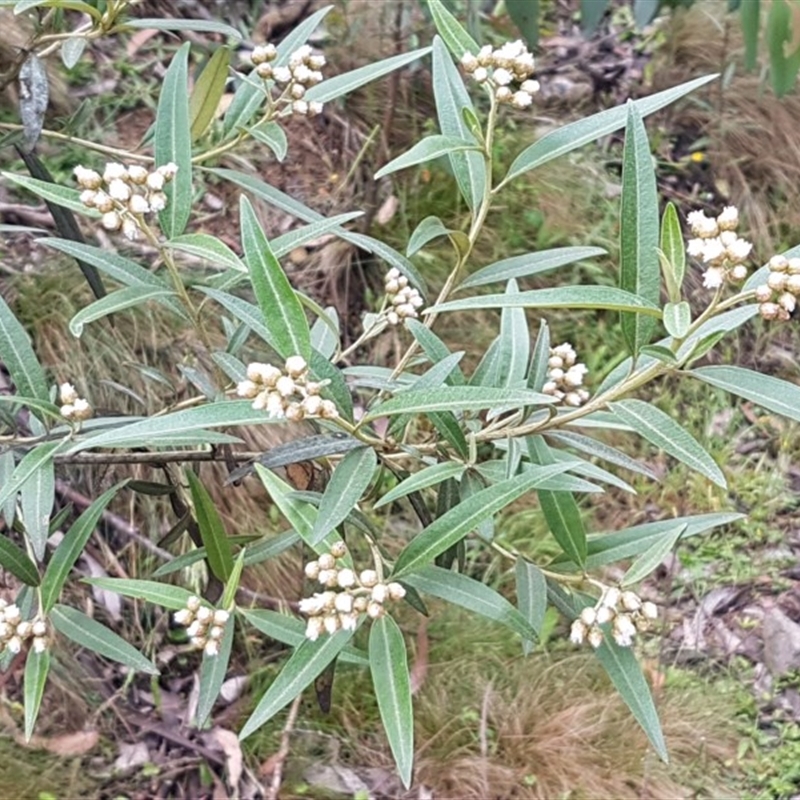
[[266, 692, 303, 800]]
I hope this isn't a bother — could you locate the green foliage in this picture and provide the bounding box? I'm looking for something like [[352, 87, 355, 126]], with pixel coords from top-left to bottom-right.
[[0, 0, 797, 790]]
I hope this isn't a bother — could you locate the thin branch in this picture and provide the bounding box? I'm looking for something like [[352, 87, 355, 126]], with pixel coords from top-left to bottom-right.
[[53, 449, 265, 466], [266, 692, 303, 800]]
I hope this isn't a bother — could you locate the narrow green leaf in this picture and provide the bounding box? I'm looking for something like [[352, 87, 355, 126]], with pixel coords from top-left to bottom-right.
[[405, 320, 466, 385], [427, 0, 479, 59], [405, 565, 536, 640], [248, 120, 288, 162], [369, 616, 414, 789], [189, 47, 230, 141], [51, 604, 159, 674], [741, 0, 761, 72], [195, 616, 234, 727], [255, 465, 321, 549], [310, 306, 339, 359], [500, 75, 717, 188], [527, 320, 550, 392], [515, 560, 546, 655], [0, 294, 49, 402], [659, 202, 685, 300], [663, 301, 691, 339], [431, 37, 485, 210], [620, 102, 659, 355], [495, 279, 529, 389], [23, 647, 50, 741], [305, 47, 431, 104], [244, 530, 301, 567], [366, 386, 552, 420], [639, 344, 679, 365], [609, 400, 726, 489], [20, 457, 53, 562], [393, 463, 572, 577], [547, 430, 658, 480], [239, 630, 353, 740], [375, 462, 465, 509], [407, 215, 455, 257], [154, 42, 193, 237], [622, 524, 686, 586], [185, 470, 233, 582], [507, 0, 540, 45], [692, 365, 800, 424], [0, 450, 16, 527], [166, 234, 246, 272], [1, 173, 98, 217], [151, 547, 209, 578], [594, 638, 668, 761], [527, 436, 587, 566], [240, 608, 368, 666], [83, 577, 197, 609], [64, 400, 277, 454], [552, 512, 744, 572], [69, 286, 177, 337], [459, 246, 606, 290], [375, 135, 479, 179], [0, 442, 62, 521], [199, 288, 275, 348], [429, 286, 662, 316], [310, 447, 376, 544], [240, 196, 310, 361], [0, 534, 40, 586], [272, 212, 364, 259], [581, 0, 610, 32], [125, 17, 242, 39], [41, 482, 123, 611]]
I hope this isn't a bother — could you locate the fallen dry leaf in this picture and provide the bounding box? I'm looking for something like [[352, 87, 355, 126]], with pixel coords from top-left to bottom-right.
[[22, 729, 100, 757]]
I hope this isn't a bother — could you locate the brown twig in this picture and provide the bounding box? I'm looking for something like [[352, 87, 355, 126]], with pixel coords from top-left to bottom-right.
[[53, 449, 265, 466], [266, 692, 303, 800]]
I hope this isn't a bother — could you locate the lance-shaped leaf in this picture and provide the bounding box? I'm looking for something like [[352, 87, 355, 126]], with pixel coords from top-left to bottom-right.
[[365, 386, 552, 421], [375, 135, 480, 179], [41, 482, 124, 611], [459, 246, 606, 290], [494, 279, 530, 389], [428, 286, 661, 316], [23, 647, 50, 741], [195, 617, 235, 727], [1, 173, 97, 217], [305, 47, 432, 104], [84, 577, 197, 610], [595, 637, 668, 762], [51, 604, 159, 675], [431, 37, 485, 210], [405, 565, 536, 640], [407, 216, 464, 258], [406, 320, 466, 385], [0, 534, 39, 586], [125, 17, 242, 39], [527, 436, 587, 566], [622, 523, 687, 587], [69, 286, 177, 337], [166, 234, 246, 272], [370, 616, 414, 789], [659, 202, 685, 301], [240, 196, 310, 361], [64, 400, 278, 454], [239, 630, 354, 740], [662, 301, 691, 339], [619, 102, 660, 355], [609, 400, 726, 489], [691, 366, 800, 424], [375, 462, 465, 509], [189, 46, 230, 141], [310, 447, 376, 544], [428, 0, 479, 59], [0, 441, 63, 519], [241, 608, 368, 666], [515, 560, 546, 655], [499, 75, 717, 189], [0, 293, 49, 403], [392, 463, 573, 577], [185, 469, 233, 582], [20, 456, 53, 562], [154, 42, 192, 238]]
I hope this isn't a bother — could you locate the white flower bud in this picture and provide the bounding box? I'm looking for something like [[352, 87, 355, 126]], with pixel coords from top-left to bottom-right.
[[305, 617, 324, 640], [641, 601, 658, 620], [93, 191, 114, 213], [461, 52, 479, 72], [128, 193, 150, 214], [579, 607, 596, 627], [779, 293, 796, 313], [237, 379, 259, 398], [0, 622, 12, 639], [308, 54, 325, 70], [74, 165, 102, 189], [768, 272, 788, 292], [265, 393, 285, 418], [256, 63, 273, 79], [787, 275, 800, 294], [103, 162, 127, 182], [6, 636, 22, 654], [716, 205, 739, 231], [275, 375, 296, 397], [32, 636, 47, 654], [60, 382, 78, 404], [299, 596, 323, 615], [208, 625, 224, 640], [387, 582, 406, 601], [122, 218, 140, 241], [620, 591, 642, 612], [174, 608, 194, 626], [595, 605, 614, 625], [147, 191, 167, 212], [323, 614, 340, 634], [308, 101, 324, 116], [754, 284, 773, 302], [788, 258, 800, 275], [285, 403, 304, 422], [292, 100, 309, 116], [290, 82, 306, 99], [511, 91, 533, 109], [702, 266, 726, 289], [602, 587, 620, 608], [473, 67, 488, 83], [367, 601, 384, 619], [587, 627, 604, 648], [16, 621, 31, 638], [302, 395, 323, 416], [730, 264, 748, 282], [359, 569, 378, 588], [337, 569, 356, 589], [353, 596, 368, 613], [477, 45, 493, 65], [371, 584, 389, 603], [340, 612, 359, 631], [127, 165, 148, 184], [107, 178, 131, 201], [80, 190, 97, 207], [493, 67, 513, 86], [318, 553, 336, 571], [204, 639, 220, 657], [305, 560, 321, 580], [213, 609, 229, 626], [760, 302, 780, 320], [157, 162, 178, 180], [687, 210, 719, 239], [284, 355, 307, 378], [613, 614, 637, 647], [334, 593, 354, 614], [187, 596, 201, 612], [520, 79, 540, 94], [319, 399, 339, 419], [196, 606, 213, 624], [273, 66, 292, 84], [251, 45, 270, 65], [570, 619, 586, 645], [31, 619, 47, 637], [564, 392, 584, 407], [186, 620, 203, 638], [146, 171, 165, 191], [101, 211, 121, 231], [317, 569, 336, 586]]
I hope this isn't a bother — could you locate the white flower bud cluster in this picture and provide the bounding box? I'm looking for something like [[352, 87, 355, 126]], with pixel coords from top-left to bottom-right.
[[460, 41, 539, 109], [59, 381, 92, 422], [74, 162, 177, 241], [685, 206, 752, 290], [754, 254, 800, 321], [384, 268, 424, 325], [300, 543, 406, 640], [237, 355, 338, 421], [569, 587, 657, 649], [0, 601, 48, 655], [173, 595, 230, 657], [250, 43, 325, 117], [542, 343, 589, 407]]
